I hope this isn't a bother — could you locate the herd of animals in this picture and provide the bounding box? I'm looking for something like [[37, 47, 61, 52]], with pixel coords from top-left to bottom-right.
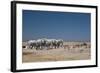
[[22, 38, 90, 51], [23, 38, 63, 50]]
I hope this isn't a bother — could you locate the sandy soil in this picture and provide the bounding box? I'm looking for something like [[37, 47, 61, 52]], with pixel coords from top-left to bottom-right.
[[22, 42, 91, 63]]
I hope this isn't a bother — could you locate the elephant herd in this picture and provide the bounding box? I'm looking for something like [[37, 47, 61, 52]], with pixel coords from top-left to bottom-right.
[[22, 38, 90, 52], [25, 38, 63, 50]]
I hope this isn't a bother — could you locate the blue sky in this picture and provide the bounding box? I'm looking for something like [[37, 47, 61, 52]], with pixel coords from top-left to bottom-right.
[[22, 10, 91, 41]]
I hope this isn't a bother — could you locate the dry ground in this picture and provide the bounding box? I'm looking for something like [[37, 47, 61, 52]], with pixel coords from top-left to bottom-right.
[[22, 42, 91, 63]]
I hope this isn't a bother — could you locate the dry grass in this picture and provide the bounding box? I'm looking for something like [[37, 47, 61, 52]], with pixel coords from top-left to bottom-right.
[[22, 42, 91, 63]]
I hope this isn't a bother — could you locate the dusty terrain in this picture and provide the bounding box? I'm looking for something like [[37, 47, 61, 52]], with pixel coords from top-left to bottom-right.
[[22, 42, 91, 63]]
